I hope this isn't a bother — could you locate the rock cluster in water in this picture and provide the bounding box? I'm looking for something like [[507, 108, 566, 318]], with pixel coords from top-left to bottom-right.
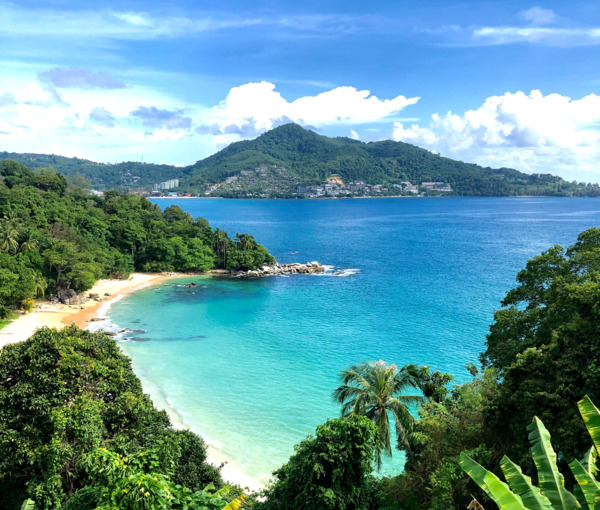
[[233, 261, 324, 277]]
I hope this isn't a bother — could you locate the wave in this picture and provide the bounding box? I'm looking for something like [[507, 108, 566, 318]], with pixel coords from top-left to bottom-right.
[[331, 268, 361, 277], [315, 265, 361, 278]]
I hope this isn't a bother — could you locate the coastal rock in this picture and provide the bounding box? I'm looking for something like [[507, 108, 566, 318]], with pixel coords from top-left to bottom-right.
[[89, 317, 107, 322], [233, 261, 324, 277], [104, 292, 112, 296], [89, 293, 100, 300], [57, 288, 89, 306]]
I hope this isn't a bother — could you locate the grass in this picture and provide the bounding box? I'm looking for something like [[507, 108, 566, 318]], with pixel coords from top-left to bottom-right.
[[0, 311, 19, 331]]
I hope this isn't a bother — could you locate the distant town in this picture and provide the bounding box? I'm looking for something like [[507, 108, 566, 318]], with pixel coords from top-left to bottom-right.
[[105, 173, 454, 199]]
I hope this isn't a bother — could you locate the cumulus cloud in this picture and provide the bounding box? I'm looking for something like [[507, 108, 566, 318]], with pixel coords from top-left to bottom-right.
[[130, 106, 192, 130], [89, 107, 116, 127], [22, 82, 68, 108], [393, 90, 600, 179], [39, 67, 125, 90], [202, 81, 419, 135], [520, 6, 557, 26]]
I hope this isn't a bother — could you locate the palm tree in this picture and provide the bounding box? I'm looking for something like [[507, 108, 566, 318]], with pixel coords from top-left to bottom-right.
[[333, 360, 424, 470], [32, 271, 48, 298], [0, 220, 19, 254], [19, 230, 39, 253]]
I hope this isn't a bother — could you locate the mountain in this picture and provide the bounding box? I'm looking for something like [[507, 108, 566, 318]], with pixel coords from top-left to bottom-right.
[[2, 124, 598, 197]]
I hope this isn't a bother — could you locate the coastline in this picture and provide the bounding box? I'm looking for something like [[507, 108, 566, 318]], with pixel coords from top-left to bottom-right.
[[0, 270, 265, 492], [0, 273, 175, 349]]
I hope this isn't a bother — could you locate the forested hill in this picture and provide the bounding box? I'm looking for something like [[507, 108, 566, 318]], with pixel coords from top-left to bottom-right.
[[3, 124, 599, 197]]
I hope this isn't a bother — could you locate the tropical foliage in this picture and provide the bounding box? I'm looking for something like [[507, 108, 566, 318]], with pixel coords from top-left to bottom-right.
[[460, 395, 600, 510], [482, 227, 600, 470], [333, 360, 423, 469], [258, 416, 378, 510], [0, 159, 274, 311], [0, 326, 225, 509]]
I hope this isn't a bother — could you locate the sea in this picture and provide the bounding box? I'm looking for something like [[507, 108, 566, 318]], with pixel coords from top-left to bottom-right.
[[95, 197, 600, 487]]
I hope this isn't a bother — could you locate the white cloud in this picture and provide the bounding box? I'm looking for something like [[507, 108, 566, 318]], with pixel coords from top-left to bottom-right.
[[0, 71, 418, 165], [520, 6, 558, 26], [393, 90, 600, 180], [350, 129, 360, 140], [472, 26, 600, 46], [206, 81, 419, 135]]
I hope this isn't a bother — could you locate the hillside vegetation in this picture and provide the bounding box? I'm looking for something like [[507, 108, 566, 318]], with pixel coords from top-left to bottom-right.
[[0, 159, 274, 312], [4, 124, 598, 197]]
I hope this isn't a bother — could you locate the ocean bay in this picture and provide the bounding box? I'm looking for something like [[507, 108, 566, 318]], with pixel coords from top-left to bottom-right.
[[107, 197, 600, 485]]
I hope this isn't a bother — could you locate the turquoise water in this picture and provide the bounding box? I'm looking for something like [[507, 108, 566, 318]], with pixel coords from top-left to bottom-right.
[[106, 197, 600, 484]]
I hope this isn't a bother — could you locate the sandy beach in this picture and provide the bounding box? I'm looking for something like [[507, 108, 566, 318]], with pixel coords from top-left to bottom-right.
[[0, 270, 265, 492], [0, 273, 176, 350]]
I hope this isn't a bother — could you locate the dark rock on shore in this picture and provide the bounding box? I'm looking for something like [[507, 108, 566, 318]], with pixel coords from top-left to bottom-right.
[[233, 261, 324, 277]]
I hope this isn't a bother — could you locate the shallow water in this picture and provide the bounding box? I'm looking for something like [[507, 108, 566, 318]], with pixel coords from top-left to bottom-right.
[[106, 197, 600, 484]]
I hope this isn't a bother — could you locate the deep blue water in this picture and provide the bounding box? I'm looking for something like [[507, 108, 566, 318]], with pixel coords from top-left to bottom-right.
[[105, 197, 600, 485]]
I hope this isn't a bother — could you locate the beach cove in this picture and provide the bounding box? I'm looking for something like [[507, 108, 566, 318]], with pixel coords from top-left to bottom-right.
[[2, 197, 599, 491], [96, 197, 600, 490]]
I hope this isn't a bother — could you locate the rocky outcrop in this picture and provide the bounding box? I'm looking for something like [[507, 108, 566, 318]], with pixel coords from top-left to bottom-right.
[[233, 261, 324, 277], [55, 288, 89, 306]]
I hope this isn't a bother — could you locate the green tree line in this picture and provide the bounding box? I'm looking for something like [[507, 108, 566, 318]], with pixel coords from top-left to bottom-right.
[[0, 159, 274, 313]]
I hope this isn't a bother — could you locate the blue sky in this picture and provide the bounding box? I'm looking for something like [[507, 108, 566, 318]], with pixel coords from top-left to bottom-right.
[[1, 1, 599, 181]]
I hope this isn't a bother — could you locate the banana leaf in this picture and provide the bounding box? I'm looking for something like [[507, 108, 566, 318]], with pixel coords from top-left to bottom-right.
[[581, 447, 599, 478], [527, 417, 581, 509], [579, 396, 600, 455], [569, 459, 600, 510], [501, 455, 553, 509], [460, 453, 527, 509], [222, 495, 247, 510]]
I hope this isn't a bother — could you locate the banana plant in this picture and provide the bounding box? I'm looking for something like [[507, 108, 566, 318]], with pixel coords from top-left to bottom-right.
[[460, 395, 600, 509]]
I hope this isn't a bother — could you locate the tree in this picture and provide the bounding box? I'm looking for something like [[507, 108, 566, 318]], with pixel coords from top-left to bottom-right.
[[260, 416, 377, 510], [376, 369, 499, 510], [481, 228, 600, 470], [333, 360, 423, 469], [0, 219, 19, 254], [0, 326, 223, 509], [78, 448, 244, 510], [460, 395, 600, 510], [43, 240, 78, 287]]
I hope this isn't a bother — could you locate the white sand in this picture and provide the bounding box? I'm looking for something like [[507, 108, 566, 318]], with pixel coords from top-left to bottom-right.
[[0, 273, 174, 349]]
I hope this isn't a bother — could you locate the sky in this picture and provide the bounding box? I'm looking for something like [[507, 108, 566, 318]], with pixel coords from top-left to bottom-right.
[[0, 0, 599, 181]]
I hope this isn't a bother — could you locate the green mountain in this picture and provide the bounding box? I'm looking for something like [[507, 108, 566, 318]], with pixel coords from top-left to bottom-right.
[[3, 124, 599, 197]]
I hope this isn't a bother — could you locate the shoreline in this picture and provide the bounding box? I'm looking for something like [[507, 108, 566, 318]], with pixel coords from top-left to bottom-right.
[[0, 271, 265, 492], [0, 273, 177, 349]]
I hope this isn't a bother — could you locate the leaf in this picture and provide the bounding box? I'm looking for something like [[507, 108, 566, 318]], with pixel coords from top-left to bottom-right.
[[527, 416, 581, 509], [582, 447, 599, 478], [569, 459, 600, 509], [459, 453, 527, 509], [221, 495, 246, 510], [501, 455, 553, 509], [20, 500, 35, 510], [579, 396, 600, 454]]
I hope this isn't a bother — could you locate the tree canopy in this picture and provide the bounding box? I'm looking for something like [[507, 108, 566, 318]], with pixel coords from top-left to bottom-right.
[[0, 159, 275, 311], [0, 326, 224, 509]]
